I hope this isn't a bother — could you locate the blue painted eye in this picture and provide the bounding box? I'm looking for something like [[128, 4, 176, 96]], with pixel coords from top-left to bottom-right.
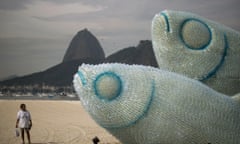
[[94, 72, 122, 102], [180, 19, 212, 50]]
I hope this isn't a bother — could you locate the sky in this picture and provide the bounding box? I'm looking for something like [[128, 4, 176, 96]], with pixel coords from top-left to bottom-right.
[[0, 0, 239, 80]]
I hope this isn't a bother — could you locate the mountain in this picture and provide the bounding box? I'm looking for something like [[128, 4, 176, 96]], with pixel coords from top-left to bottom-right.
[[0, 75, 19, 81], [0, 29, 105, 86], [0, 59, 102, 86], [105, 40, 158, 67], [62, 28, 105, 62], [0, 31, 158, 87]]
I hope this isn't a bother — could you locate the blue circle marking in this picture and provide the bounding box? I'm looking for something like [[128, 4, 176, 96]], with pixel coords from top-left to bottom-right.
[[180, 18, 212, 50], [179, 18, 228, 80], [94, 71, 123, 102]]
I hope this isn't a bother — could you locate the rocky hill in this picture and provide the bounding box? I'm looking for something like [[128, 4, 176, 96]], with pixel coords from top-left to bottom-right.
[[105, 40, 158, 67], [0, 59, 102, 86], [0, 30, 157, 86], [62, 28, 105, 62]]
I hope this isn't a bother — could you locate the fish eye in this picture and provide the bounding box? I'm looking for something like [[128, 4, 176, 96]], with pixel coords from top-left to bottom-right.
[[180, 18, 212, 50], [93, 71, 122, 101]]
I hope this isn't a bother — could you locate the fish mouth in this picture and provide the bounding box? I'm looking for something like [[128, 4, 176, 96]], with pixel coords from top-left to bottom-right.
[[160, 11, 170, 32]]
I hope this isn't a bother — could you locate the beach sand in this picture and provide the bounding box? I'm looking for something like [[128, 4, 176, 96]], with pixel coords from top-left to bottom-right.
[[0, 100, 120, 144]]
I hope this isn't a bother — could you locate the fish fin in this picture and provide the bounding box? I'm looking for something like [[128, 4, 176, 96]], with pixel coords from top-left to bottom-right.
[[232, 93, 240, 103]]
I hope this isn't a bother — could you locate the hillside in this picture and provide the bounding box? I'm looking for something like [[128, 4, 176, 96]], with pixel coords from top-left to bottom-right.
[[0, 31, 158, 86], [105, 40, 158, 67], [0, 59, 102, 86]]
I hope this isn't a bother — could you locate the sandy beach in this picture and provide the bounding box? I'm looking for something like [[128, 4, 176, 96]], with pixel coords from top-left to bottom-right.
[[0, 100, 120, 144]]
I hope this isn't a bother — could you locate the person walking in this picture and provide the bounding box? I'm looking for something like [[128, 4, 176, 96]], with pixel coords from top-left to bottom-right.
[[16, 104, 32, 144]]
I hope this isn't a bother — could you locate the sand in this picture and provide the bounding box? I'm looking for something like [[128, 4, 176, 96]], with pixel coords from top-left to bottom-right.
[[0, 100, 120, 144]]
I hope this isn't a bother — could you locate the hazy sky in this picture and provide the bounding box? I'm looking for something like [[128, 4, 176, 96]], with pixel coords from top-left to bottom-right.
[[0, 0, 239, 79]]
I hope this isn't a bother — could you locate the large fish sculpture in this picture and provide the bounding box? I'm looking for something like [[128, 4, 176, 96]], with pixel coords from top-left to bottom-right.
[[73, 63, 240, 144], [151, 10, 240, 95]]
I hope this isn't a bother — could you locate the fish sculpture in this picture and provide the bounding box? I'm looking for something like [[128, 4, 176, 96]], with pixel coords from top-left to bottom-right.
[[73, 63, 240, 144], [151, 10, 240, 95]]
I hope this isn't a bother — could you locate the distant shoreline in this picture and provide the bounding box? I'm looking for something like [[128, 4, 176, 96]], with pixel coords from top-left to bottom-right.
[[0, 95, 79, 101]]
